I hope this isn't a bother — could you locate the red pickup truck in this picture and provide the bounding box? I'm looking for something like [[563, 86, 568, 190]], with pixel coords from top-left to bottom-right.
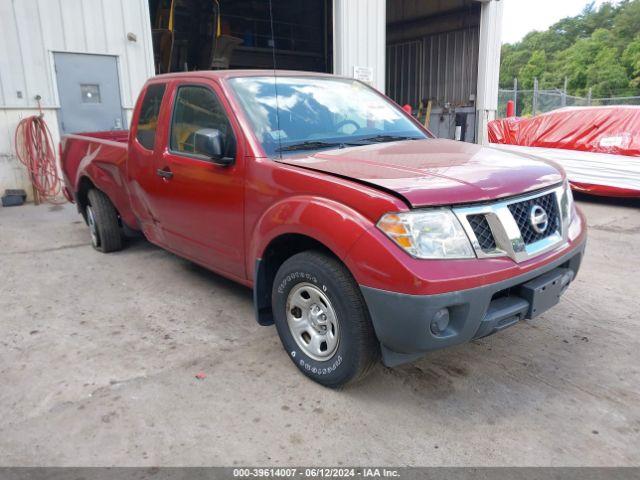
[[61, 71, 587, 387]]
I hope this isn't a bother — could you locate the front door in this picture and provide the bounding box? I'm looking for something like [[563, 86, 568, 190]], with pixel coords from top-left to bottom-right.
[[152, 82, 245, 279], [54, 53, 126, 134]]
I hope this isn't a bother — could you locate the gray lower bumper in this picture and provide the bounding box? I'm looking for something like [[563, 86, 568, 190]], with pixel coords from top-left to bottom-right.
[[361, 241, 586, 367]]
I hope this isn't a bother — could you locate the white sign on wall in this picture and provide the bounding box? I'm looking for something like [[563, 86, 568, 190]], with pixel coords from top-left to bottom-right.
[[353, 66, 374, 84]]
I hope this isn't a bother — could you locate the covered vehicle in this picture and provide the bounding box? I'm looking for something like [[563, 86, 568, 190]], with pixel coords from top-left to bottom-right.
[[488, 106, 640, 198]]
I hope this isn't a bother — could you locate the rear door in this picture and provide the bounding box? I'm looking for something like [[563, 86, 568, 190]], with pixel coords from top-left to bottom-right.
[[151, 80, 246, 279], [54, 53, 126, 134]]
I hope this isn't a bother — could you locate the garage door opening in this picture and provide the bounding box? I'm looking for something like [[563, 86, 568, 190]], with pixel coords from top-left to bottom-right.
[[386, 1, 481, 142], [149, 0, 332, 74]]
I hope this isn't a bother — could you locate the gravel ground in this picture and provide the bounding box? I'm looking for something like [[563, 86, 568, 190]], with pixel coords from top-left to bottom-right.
[[0, 196, 638, 466]]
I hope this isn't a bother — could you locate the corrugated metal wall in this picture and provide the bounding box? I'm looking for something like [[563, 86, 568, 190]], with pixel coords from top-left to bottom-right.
[[387, 0, 471, 24], [386, 26, 479, 108], [0, 0, 155, 110], [333, 0, 386, 92], [0, 0, 155, 196]]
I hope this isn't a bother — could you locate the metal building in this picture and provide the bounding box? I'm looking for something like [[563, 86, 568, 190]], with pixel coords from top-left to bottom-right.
[[0, 0, 154, 197], [385, 0, 503, 143], [0, 0, 503, 198]]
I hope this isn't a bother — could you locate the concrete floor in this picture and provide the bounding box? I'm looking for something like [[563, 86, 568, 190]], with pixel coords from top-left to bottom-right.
[[0, 196, 638, 467]]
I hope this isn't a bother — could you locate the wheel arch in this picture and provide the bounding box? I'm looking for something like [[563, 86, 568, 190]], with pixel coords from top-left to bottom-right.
[[250, 197, 374, 326], [253, 233, 343, 326], [76, 176, 96, 221], [76, 174, 138, 234]]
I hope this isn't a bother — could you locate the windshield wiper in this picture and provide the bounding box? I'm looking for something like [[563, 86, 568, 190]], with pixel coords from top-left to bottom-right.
[[276, 140, 360, 152], [276, 136, 419, 152], [356, 135, 420, 144]]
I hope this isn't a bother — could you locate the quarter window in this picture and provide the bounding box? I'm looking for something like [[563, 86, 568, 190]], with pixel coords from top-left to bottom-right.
[[170, 86, 234, 156], [136, 83, 166, 150]]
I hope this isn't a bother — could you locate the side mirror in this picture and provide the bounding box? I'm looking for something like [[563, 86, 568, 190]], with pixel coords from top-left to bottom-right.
[[193, 128, 234, 166]]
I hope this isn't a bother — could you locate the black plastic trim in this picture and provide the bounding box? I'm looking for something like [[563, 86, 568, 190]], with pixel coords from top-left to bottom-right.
[[253, 258, 274, 326], [361, 239, 586, 367]]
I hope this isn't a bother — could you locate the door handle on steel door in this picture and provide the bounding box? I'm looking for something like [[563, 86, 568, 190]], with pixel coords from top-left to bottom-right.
[[156, 168, 173, 180]]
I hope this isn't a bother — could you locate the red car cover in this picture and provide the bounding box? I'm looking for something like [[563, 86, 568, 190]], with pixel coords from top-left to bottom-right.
[[488, 107, 640, 197]]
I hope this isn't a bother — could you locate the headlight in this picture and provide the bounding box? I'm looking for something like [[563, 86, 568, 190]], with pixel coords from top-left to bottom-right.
[[377, 209, 475, 259]]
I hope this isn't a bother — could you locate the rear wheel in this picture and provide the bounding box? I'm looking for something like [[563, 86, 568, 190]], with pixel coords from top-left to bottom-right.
[[272, 251, 380, 388], [86, 189, 122, 253]]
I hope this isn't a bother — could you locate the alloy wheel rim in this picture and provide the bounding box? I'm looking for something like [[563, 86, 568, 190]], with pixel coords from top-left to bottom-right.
[[286, 282, 339, 361], [86, 206, 99, 247]]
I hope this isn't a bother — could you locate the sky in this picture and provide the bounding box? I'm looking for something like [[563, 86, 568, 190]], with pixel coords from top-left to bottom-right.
[[502, 0, 614, 44]]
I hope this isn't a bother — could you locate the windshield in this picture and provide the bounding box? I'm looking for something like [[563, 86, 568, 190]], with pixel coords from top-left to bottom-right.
[[228, 76, 429, 156]]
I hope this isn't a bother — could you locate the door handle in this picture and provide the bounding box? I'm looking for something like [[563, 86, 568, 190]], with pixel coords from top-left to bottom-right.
[[156, 167, 173, 180]]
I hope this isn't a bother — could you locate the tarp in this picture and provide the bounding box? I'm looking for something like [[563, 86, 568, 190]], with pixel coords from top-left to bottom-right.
[[488, 144, 640, 198], [488, 106, 640, 197]]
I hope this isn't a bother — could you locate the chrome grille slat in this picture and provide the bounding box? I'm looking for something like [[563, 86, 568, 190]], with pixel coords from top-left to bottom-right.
[[453, 185, 570, 263], [507, 192, 560, 245]]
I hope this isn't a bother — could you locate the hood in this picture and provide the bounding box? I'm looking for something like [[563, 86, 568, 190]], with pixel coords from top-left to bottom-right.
[[279, 139, 564, 207]]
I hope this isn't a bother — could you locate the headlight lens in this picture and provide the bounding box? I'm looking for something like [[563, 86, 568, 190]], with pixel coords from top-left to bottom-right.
[[377, 209, 475, 259]]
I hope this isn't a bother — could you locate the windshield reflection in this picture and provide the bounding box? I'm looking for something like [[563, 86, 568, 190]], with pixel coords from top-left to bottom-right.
[[228, 76, 428, 156]]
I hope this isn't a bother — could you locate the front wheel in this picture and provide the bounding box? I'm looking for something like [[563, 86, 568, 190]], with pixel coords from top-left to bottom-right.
[[272, 251, 380, 388]]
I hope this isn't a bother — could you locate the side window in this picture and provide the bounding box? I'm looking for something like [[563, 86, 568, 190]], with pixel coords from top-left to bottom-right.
[[136, 83, 166, 150], [170, 85, 235, 157]]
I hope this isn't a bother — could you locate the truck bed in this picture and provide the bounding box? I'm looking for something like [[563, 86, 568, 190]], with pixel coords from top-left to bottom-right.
[[60, 130, 133, 226], [74, 130, 130, 143]]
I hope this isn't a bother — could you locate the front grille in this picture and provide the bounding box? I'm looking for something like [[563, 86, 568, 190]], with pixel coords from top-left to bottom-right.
[[508, 192, 560, 245], [468, 214, 496, 251]]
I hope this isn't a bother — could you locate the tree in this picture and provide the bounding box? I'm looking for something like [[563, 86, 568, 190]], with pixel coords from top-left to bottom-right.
[[518, 50, 548, 89], [499, 47, 529, 86], [612, 0, 640, 46], [622, 35, 640, 88], [499, 0, 640, 97], [587, 47, 631, 96], [560, 28, 616, 95]]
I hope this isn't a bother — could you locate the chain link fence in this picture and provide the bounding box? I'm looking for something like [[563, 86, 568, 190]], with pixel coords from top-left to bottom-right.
[[498, 84, 640, 118], [593, 95, 640, 106]]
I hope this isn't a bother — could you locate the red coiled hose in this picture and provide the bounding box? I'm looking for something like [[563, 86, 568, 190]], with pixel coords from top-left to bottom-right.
[[14, 113, 66, 204]]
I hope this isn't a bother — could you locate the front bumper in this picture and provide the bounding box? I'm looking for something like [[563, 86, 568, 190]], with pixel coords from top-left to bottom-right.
[[360, 239, 586, 367]]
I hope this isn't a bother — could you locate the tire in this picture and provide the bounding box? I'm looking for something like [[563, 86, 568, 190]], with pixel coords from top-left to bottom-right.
[[86, 189, 123, 253], [272, 251, 380, 388]]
